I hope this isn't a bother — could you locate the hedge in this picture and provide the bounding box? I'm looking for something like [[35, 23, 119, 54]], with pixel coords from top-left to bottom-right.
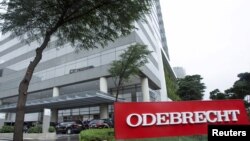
[[0, 125, 14, 133], [79, 128, 114, 141], [48, 126, 55, 133], [27, 125, 42, 133]]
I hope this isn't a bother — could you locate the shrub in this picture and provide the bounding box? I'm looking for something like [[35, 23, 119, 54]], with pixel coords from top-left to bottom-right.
[[79, 128, 114, 141], [0, 125, 14, 133], [48, 126, 55, 133], [27, 125, 42, 133]]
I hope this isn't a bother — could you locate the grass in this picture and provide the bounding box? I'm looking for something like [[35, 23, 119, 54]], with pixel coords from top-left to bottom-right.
[[79, 128, 114, 141], [122, 135, 207, 141], [79, 128, 207, 141]]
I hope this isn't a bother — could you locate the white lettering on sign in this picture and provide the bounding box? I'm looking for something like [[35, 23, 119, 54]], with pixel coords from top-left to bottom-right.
[[126, 113, 142, 127], [126, 110, 240, 127]]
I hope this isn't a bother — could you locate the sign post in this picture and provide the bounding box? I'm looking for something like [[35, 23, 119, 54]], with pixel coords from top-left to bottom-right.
[[114, 100, 249, 140]]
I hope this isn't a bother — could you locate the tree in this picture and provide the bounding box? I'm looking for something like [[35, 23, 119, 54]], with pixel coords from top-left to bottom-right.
[[209, 89, 232, 100], [0, 0, 152, 140], [210, 73, 250, 121], [227, 72, 250, 99], [176, 75, 206, 100], [108, 43, 152, 101], [211, 73, 250, 100], [231, 72, 250, 121]]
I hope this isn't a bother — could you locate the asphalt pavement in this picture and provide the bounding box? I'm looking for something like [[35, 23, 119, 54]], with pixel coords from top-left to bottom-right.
[[0, 134, 79, 141]]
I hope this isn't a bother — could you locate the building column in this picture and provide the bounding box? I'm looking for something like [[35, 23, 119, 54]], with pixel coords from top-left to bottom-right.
[[51, 87, 59, 123], [100, 104, 108, 119], [43, 109, 51, 133], [100, 77, 108, 93], [0, 99, 5, 128], [141, 77, 150, 102], [53, 87, 59, 97], [0, 114, 5, 129], [99, 77, 109, 119]]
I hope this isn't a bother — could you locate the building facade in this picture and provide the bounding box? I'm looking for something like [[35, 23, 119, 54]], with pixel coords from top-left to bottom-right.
[[0, 0, 174, 124], [173, 67, 186, 79]]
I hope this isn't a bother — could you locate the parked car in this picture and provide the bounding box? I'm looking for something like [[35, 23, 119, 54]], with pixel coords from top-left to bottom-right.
[[55, 120, 83, 134], [82, 120, 91, 129], [88, 119, 110, 129], [102, 118, 113, 128]]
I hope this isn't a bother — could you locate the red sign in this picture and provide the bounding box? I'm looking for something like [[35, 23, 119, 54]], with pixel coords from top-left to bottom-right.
[[114, 100, 249, 139]]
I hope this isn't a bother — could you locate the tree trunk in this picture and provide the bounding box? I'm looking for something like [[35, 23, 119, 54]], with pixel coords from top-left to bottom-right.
[[13, 31, 53, 141], [115, 86, 120, 102], [115, 79, 122, 101]]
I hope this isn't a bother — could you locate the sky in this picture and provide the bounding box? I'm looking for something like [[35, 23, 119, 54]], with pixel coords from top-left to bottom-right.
[[1, 1, 249, 100], [160, 0, 250, 100]]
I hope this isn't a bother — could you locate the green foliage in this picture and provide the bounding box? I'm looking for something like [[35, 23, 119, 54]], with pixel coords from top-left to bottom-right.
[[163, 65, 179, 101], [125, 135, 207, 141], [109, 44, 152, 82], [177, 75, 206, 100], [109, 43, 152, 100], [0, 125, 14, 133], [227, 72, 250, 99], [210, 72, 250, 100], [0, 0, 153, 139], [48, 126, 55, 133], [0, 0, 152, 50], [79, 128, 114, 141], [209, 89, 230, 100], [210, 72, 250, 114], [27, 125, 42, 133]]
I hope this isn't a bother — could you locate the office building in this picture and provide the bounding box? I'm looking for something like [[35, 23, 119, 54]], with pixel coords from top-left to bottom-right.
[[173, 67, 186, 79], [0, 0, 175, 124]]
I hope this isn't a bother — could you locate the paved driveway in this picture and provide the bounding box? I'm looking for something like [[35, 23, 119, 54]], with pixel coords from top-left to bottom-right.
[[0, 134, 79, 141], [54, 134, 79, 141]]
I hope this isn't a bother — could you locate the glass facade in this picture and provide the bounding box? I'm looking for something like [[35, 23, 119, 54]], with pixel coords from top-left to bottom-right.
[[57, 105, 114, 122], [0, 0, 173, 122]]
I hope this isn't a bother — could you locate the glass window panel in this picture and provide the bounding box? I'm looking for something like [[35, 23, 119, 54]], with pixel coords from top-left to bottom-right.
[[76, 59, 87, 68], [62, 109, 71, 116], [54, 66, 64, 78], [58, 110, 63, 114], [1, 42, 36, 63], [65, 63, 76, 75], [108, 105, 114, 113], [101, 52, 115, 65], [90, 107, 99, 111], [80, 108, 88, 112], [72, 112, 79, 115], [89, 106, 99, 114], [87, 56, 100, 67], [80, 108, 89, 115], [136, 92, 143, 102], [72, 109, 79, 113], [115, 50, 124, 60]]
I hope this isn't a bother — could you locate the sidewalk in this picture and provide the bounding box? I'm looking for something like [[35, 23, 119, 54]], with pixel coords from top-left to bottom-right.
[[0, 133, 57, 141], [0, 137, 35, 141], [0, 139, 12, 141]]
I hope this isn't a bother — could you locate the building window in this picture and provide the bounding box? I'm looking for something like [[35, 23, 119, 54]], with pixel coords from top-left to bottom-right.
[[0, 69, 3, 77]]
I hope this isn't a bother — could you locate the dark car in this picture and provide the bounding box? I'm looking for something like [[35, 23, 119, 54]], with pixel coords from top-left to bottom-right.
[[102, 118, 113, 128], [55, 120, 83, 134], [82, 120, 91, 129], [88, 119, 110, 129]]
